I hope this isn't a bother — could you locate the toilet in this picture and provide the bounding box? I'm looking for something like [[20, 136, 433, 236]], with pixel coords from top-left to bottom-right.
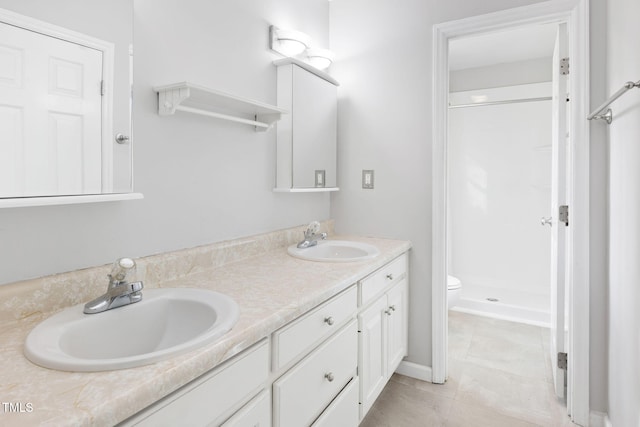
[[447, 275, 462, 309]]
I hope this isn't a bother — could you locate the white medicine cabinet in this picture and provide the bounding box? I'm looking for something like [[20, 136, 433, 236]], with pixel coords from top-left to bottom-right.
[[273, 58, 339, 192]]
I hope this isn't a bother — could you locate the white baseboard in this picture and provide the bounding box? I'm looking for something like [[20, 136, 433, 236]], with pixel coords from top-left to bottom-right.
[[394, 361, 432, 382], [589, 411, 610, 427]]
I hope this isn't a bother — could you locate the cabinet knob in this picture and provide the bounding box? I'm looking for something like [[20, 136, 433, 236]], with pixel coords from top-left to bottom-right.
[[324, 316, 335, 326], [386, 273, 394, 280], [324, 372, 335, 382]]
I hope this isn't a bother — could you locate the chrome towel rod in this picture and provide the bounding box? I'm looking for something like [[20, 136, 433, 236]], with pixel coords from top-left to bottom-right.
[[588, 80, 640, 124], [449, 96, 551, 109]]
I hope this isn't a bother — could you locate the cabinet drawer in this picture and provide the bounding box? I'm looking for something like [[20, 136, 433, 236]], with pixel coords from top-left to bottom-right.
[[311, 377, 359, 427], [273, 320, 358, 427], [272, 286, 357, 371], [359, 253, 407, 306], [130, 340, 269, 427], [222, 390, 270, 427]]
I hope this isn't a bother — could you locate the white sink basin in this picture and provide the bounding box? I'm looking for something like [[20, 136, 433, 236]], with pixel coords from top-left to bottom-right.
[[288, 240, 380, 262], [24, 288, 239, 372]]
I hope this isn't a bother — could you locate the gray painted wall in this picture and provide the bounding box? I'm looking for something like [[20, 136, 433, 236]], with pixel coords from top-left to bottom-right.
[[607, 0, 640, 423], [0, 0, 331, 285]]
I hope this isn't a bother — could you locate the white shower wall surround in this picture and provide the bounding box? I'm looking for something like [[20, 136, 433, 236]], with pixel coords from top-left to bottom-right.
[[448, 83, 552, 326]]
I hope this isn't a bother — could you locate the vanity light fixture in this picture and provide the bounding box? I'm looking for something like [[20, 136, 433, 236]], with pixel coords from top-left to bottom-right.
[[270, 25, 311, 57], [306, 48, 335, 70]]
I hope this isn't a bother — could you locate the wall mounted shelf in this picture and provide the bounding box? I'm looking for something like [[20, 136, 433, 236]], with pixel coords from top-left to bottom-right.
[[0, 193, 143, 208], [153, 82, 288, 132]]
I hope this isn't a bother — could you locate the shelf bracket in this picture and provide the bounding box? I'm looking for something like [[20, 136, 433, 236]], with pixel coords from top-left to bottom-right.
[[157, 86, 191, 116], [255, 113, 282, 132]]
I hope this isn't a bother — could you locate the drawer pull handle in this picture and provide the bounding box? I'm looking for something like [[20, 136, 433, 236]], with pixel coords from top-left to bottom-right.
[[324, 372, 335, 382], [389, 305, 396, 311], [324, 316, 335, 326], [384, 309, 392, 316], [386, 274, 394, 280]]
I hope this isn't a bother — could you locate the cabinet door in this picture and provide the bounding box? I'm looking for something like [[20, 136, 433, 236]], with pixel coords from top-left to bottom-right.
[[386, 279, 408, 375], [291, 65, 337, 188], [358, 297, 387, 418]]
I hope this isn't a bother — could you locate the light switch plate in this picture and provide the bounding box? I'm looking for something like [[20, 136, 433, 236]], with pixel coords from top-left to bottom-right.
[[362, 170, 374, 189]]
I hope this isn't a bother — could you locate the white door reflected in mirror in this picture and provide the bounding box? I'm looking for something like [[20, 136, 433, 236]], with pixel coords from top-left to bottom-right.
[[0, 22, 103, 197], [0, 1, 134, 201]]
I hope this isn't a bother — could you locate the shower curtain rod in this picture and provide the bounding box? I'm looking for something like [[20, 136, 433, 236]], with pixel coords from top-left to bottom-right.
[[448, 96, 552, 109], [587, 80, 640, 124]]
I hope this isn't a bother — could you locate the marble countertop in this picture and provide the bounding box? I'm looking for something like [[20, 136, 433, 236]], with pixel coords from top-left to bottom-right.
[[0, 235, 411, 426]]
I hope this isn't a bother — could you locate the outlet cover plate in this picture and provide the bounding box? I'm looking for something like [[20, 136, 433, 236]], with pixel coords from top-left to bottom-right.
[[362, 170, 374, 189], [315, 170, 326, 187]]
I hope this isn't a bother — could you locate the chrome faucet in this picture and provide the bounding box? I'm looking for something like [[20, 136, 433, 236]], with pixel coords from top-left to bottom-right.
[[83, 258, 144, 314], [296, 221, 327, 249]]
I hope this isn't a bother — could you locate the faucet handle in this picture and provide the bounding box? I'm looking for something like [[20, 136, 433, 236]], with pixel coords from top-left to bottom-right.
[[305, 221, 321, 237], [109, 258, 137, 284]]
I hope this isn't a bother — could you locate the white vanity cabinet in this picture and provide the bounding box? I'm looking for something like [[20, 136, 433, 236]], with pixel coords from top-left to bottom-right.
[[273, 320, 358, 427], [272, 286, 359, 427], [358, 255, 409, 419], [123, 340, 270, 427]]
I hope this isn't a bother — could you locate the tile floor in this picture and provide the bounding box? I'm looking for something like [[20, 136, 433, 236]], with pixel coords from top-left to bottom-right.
[[360, 311, 576, 427]]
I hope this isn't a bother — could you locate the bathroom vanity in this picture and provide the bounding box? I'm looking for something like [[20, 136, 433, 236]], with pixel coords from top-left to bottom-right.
[[0, 223, 410, 426], [123, 254, 408, 426]]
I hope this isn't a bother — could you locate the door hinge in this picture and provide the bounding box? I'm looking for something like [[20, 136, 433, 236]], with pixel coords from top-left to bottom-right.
[[559, 205, 569, 226], [558, 352, 568, 370], [560, 57, 570, 75], [100, 80, 106, 96]]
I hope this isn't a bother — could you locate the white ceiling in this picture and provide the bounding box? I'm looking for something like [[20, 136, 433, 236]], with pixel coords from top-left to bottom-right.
[[449, 23, 558, 71]]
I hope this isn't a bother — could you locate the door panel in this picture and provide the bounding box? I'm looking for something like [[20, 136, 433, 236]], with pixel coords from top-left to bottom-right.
[[0, 21, 103, 197], [550, 23, 569, 399], [386, 279, 408, 374], [358, 297, 387, 418]]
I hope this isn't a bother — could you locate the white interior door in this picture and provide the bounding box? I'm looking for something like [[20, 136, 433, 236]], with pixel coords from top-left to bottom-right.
[[549, 23, 569, 399], [0, 21, 103, 197]]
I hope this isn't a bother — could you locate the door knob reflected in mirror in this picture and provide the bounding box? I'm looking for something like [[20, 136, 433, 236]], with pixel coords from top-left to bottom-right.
[[115, 133, 130, 144]]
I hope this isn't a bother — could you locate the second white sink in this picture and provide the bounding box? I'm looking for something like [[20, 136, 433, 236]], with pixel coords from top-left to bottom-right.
[[288, 240, 380, 262], [24, 288, 239, 372]]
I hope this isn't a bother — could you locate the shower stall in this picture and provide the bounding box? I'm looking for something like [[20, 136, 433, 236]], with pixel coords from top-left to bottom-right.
[[447, 82, 552, 326]]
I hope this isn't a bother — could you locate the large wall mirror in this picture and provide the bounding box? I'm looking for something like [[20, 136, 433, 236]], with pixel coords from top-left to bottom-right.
[[0, 0, 134, 203]]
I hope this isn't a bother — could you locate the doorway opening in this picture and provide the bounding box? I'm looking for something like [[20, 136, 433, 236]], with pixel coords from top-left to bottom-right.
[[431, 1, 590, 425], [447, 22, 559, 327]]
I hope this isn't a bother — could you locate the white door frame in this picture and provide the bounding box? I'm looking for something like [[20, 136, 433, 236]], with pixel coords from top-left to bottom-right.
[[431, 0, 590, 425]]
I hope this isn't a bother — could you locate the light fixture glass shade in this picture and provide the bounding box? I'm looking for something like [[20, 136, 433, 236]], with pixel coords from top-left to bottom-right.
[[306, 48, 335, 70], [270, 26, 311, 57]]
